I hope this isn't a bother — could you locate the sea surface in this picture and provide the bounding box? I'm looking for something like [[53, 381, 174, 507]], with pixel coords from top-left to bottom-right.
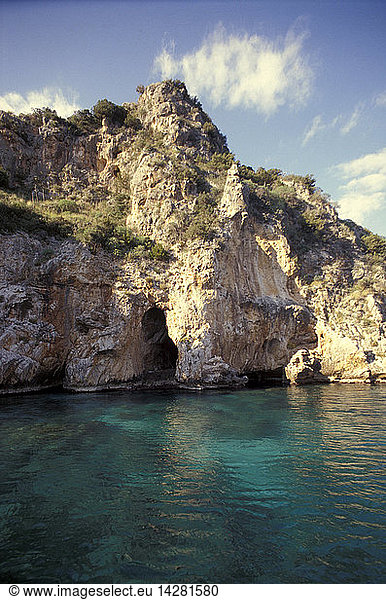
[[0, 384, 385, 584]]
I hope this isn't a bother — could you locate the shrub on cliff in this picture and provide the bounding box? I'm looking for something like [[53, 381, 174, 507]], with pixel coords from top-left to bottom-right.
[[148, 242, 169, 261], [124, 111, 142, 131], [184, 192, 218, 241], [361, 232, 386, 261], [55, 198, 80, 213], [282, 173, 317, 194], [254, 167, 282, 187], [238, 164, 281, 187], [202, 121, 217, 137], [67, 109, 99, 135], [92, 99, 127, 127], [174, 164, 208, 192], [0, 190, 168, 261], [28, 107, 63, 128], [204, 152, 235, 172], [302, 208, 326, 233]]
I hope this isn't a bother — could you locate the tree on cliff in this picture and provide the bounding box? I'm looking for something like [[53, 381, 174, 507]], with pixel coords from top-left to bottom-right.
[[92, 99, 126, 127]]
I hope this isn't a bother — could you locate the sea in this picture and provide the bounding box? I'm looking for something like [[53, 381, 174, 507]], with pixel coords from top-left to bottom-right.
[[0, 384, 385, 584]]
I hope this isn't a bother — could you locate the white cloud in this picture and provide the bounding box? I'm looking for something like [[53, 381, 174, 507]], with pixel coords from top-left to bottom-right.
[[302, 114, 340, 145], [155, 26, 313, 115], [340, 103, 363, 135], [302, 114, 325, 145], [337, 148, 386, 178], [375, 91, 386, 107], [335, 148, 386, 224], [303, 104, 364, 145], [0, 87, 80, 117]]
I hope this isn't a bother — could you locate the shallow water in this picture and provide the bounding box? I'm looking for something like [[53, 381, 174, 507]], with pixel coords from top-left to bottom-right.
[[0, 384, 385, 583]]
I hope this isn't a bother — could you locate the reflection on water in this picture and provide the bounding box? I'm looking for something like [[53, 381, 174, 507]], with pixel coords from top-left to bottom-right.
[[0, 385, 385, 583]]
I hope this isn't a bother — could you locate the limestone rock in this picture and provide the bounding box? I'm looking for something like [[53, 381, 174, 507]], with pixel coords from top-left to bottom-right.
[[0, 80, 385, 393], [138, 80, 228, 157], [285, 349, 329, 385]]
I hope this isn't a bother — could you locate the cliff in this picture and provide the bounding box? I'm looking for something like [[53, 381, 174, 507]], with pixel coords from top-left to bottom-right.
[[0, 80, 385, 394]]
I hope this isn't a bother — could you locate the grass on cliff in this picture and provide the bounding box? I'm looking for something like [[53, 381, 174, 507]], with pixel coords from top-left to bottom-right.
[[0, 190, 168, 261]]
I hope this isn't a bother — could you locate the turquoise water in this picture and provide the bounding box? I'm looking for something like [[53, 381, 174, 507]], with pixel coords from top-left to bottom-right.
[[0, 384, 385, 584]]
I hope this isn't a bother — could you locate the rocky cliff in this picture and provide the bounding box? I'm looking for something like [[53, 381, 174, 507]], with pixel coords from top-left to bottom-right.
[[0, 80, 385, 394]]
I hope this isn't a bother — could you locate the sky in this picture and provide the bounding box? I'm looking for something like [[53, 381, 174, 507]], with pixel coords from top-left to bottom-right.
[[0, 0, 385, 235]]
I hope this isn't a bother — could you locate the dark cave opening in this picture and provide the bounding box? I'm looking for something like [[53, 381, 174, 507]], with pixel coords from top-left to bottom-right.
[[141, 307, 178, 377], [245, 367, 286, 388]]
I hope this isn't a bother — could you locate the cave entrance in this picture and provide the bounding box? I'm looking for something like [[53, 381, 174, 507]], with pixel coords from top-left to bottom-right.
[[141, 307, 178, 379], [245, 367, 286, 388]]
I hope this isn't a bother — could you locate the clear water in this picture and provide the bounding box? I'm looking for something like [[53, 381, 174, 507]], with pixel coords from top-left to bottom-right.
[[0, 384, 385, 584]]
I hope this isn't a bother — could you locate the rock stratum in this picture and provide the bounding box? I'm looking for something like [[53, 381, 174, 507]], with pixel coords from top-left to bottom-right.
[[0, 80, 385, 394]]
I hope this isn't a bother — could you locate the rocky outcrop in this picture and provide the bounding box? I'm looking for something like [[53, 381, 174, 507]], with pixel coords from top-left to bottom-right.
[[285, 349, 329, 385], [137, 80, 228, 157], [0, 163, 316, 392], [0, 80, 385, 393], [0, 235, 148, 392]]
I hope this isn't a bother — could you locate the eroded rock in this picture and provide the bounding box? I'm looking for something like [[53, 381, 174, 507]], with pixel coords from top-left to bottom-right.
[[285, 349, 329, 385], [0, 80, 385, 393]]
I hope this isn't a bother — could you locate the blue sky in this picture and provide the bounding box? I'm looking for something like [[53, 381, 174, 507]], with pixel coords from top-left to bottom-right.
[[0, 0, 385, 235]]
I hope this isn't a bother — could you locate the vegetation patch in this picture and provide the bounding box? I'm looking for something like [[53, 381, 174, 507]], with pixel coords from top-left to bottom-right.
[[174, 163, 208, 193], [361, 232, 386, 261], [184, 192, 218, 241], [281, 173, 316, 194], [239, 165, 282, 187], [67, 109, 99, 135], [0, 190, 168, 261], [92, 99, 127, 127], [0, 191, 71, 237], [202, 152, 235, 172], [302, 209, 326, 233]]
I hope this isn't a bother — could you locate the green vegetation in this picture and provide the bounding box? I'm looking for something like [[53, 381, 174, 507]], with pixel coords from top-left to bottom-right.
[[130, 128, 164, 154], [282, 173, 317, 194], [174, 163, 208, 192], [202, 121, 217, 138], [192, 95, 203, 111], [28, 107, 66, 129], [67, 100, 142, 135], [55, 198, 80, 213], [184, 192, 218, 241], [238, 165, 317, 193], [67, 109, 99, 135], [302, 208, 326, 233], [92, 99, 127, 127], [124, 111, 142, 131], [0, 191, 72, 237], [0, 189, 168, 261], [361, 232, 386, 261], [237, 163, 282, 187], [284, 213, 325, 255], [202, 152, 235, 172]]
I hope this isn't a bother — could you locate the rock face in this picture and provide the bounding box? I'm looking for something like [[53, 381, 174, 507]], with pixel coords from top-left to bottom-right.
[[0, 80, 385, 394]]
